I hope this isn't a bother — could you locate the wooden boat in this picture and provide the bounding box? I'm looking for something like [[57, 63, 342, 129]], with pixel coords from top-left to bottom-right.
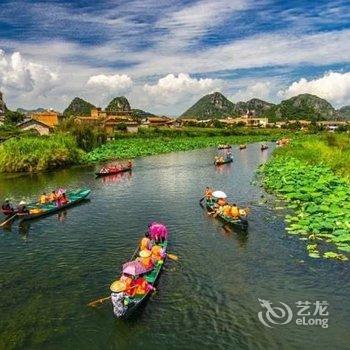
[[18, 188, 91, 221], [239, 144, 247, 150], [1, 208, 17, 216], [217, 144, 231, 150], [214, 157, 233, 165], [204, 198, 248, 231], [118, 239, 168, 318], [96, 165, 132, 177], [261, 144, 269, 151]]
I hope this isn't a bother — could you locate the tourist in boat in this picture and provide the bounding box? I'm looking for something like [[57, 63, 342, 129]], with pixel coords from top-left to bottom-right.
[[148, 222, 168, 244], [151, 244, 165, 262], [217, 197, 227, 206], [110, 280, 128, 317], [119, 273, 136, 297], [60, 193, 69, 205], [39, 192, 48, 204], [138, 249, 154, 270], [2, 199, 14, 213], [133, 275, 155, 295], [48, 191, 57, 202], [17, 201, 29, 214], [140, 232, 152, 251], [204, 187, 213, 200], [230, 203, 240, 219]]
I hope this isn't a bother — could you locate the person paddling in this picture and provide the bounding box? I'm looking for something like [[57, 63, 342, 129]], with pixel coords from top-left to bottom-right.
[[140, 232, 152, 251], [2, 199, 14, 214], [39, 192, 47, 204], [17, 201, 29, 214]]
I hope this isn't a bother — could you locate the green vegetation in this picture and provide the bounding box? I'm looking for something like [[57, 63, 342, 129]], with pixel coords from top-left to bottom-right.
[[261, 134, 350, 261], [0, 134, 83, 172], [86, 127, 288, 163], [273, 134, 350, 177], [4, 110, 25, 124], [181, 92, 236, 119], [234, 98, 274, 116], [63, 97, 96, 117]]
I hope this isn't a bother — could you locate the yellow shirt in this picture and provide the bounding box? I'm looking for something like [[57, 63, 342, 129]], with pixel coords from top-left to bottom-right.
[[39, 195, 47, 204], [140, 237, 151, 251]]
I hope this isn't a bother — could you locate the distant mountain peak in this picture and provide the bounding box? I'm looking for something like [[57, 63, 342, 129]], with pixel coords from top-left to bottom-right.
[[63, 97, 95, 117], [180, 92, 235, 119]]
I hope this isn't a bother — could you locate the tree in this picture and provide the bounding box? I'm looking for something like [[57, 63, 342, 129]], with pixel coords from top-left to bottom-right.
[[5, 110, 25, 124]]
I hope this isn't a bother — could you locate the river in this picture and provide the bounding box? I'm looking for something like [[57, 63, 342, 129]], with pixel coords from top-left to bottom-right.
[[0, 143, 349, 350]]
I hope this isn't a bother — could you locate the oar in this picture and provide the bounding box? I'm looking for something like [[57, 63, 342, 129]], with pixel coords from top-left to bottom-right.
[[167, 253, 178, 261], [0, 214, 17, 227], [87, 285, 138, 308]]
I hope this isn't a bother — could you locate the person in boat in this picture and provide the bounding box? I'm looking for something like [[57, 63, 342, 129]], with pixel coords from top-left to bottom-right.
[[151, 244, 165, 263], [39, 192, 48, 204], [230, 203, 240, 219], [128, 160, 132, 168], [60, 193, 69, 205], [204, 187, 213, 200], [2, 199, 14, 213], [17, 201, 29, 214], [133, 275, 155, 295], [217, 197, 227, 206], [119, 273, 136, 297], [110, 280, 128, 317], [140, 232, 152, 251], [138, 249, 154, 270], [48, 191, 57, 202]]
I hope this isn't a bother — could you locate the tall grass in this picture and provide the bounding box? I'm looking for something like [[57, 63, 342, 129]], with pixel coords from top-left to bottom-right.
[[274, 133, 350, 177], [0, 134, 84, 173]]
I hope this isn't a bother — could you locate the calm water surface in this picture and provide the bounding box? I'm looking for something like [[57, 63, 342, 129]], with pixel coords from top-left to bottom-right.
[[0, 144, 349, 350]]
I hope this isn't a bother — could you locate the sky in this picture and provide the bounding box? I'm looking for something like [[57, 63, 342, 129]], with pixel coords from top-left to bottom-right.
[[0, 0, 350, 115]]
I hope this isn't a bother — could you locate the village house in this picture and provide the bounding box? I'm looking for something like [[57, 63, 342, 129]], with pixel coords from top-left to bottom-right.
[[17, 118, 52, 135], [76, 107, 139, 134], [30, 110, 60, 127], [142, 116, 177, 127], [220, 114, 269, 127]]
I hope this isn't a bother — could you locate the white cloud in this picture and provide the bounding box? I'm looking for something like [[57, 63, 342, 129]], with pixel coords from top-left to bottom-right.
[[279, 71, 350, 107], [0, 50, 58, 94], [87, 74, 133, 91], [231, 81, 274, 102], [144, 73, 220, 98]]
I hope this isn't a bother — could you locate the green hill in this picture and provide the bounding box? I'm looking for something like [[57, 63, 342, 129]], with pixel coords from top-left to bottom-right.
[[234, 98, 275, 116], [131, 108, 156, 120], [180, 92, 235, 119], [63, 97, 95, 117], [106, 96, 131, 113], [338, 106, 350, 119], [265, 94, 337, 122]]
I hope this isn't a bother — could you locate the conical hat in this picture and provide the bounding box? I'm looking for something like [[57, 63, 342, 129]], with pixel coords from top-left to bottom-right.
[[139, 249, 151, 258], [110, 280, 126, 292]]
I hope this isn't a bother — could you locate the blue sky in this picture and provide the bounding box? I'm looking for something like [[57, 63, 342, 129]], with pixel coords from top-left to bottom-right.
[[0, 0, 350, 114]]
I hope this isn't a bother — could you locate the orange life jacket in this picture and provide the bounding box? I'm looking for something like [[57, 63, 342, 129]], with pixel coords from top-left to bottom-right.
[[140, 237, 151, 251], [140, 256, 153, 270], [230, 206, 240, 218], [134, 278, 148, 295], [151, 245, 163, 261]]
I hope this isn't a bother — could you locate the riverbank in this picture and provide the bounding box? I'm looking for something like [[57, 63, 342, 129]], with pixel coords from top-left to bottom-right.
[[261, 134, 350, 261], [85, 127, 291, 163], [0, 127, 292, 172]]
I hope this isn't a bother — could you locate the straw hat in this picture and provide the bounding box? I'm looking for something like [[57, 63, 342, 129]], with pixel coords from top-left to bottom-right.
[[139, 249, 151, 258], [19, 201, 26, 205], [110, 280, 126, 293]]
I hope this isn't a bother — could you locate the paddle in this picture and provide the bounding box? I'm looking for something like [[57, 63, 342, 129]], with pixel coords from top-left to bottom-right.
[[88, 285, 138, 308], [167, 253, 178, 261], [0, 213, 17, 227]]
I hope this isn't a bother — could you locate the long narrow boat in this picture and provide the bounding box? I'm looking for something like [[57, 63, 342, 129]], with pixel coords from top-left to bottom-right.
[[118, 239, 168, 318], [204, 198, 248, 231], [214, 157, 233, 165], [218, 144, 231, 150], [95, 165, 132, 177], [261, 144, 269, 151], [18, 188, 91, 221]]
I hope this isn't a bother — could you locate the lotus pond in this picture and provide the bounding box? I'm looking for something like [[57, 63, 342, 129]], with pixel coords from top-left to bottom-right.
[[261, 156, 350, 261]]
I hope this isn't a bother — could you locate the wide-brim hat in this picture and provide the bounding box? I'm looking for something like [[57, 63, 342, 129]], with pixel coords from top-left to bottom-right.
[[19, 201, 26, 205], [139, 249, 151, 258], [110, 280, 126, 292]]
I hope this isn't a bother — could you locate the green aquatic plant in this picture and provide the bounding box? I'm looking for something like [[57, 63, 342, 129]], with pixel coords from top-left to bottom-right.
[[262, 156, 350, 261], [0, 134, 84, 173]]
